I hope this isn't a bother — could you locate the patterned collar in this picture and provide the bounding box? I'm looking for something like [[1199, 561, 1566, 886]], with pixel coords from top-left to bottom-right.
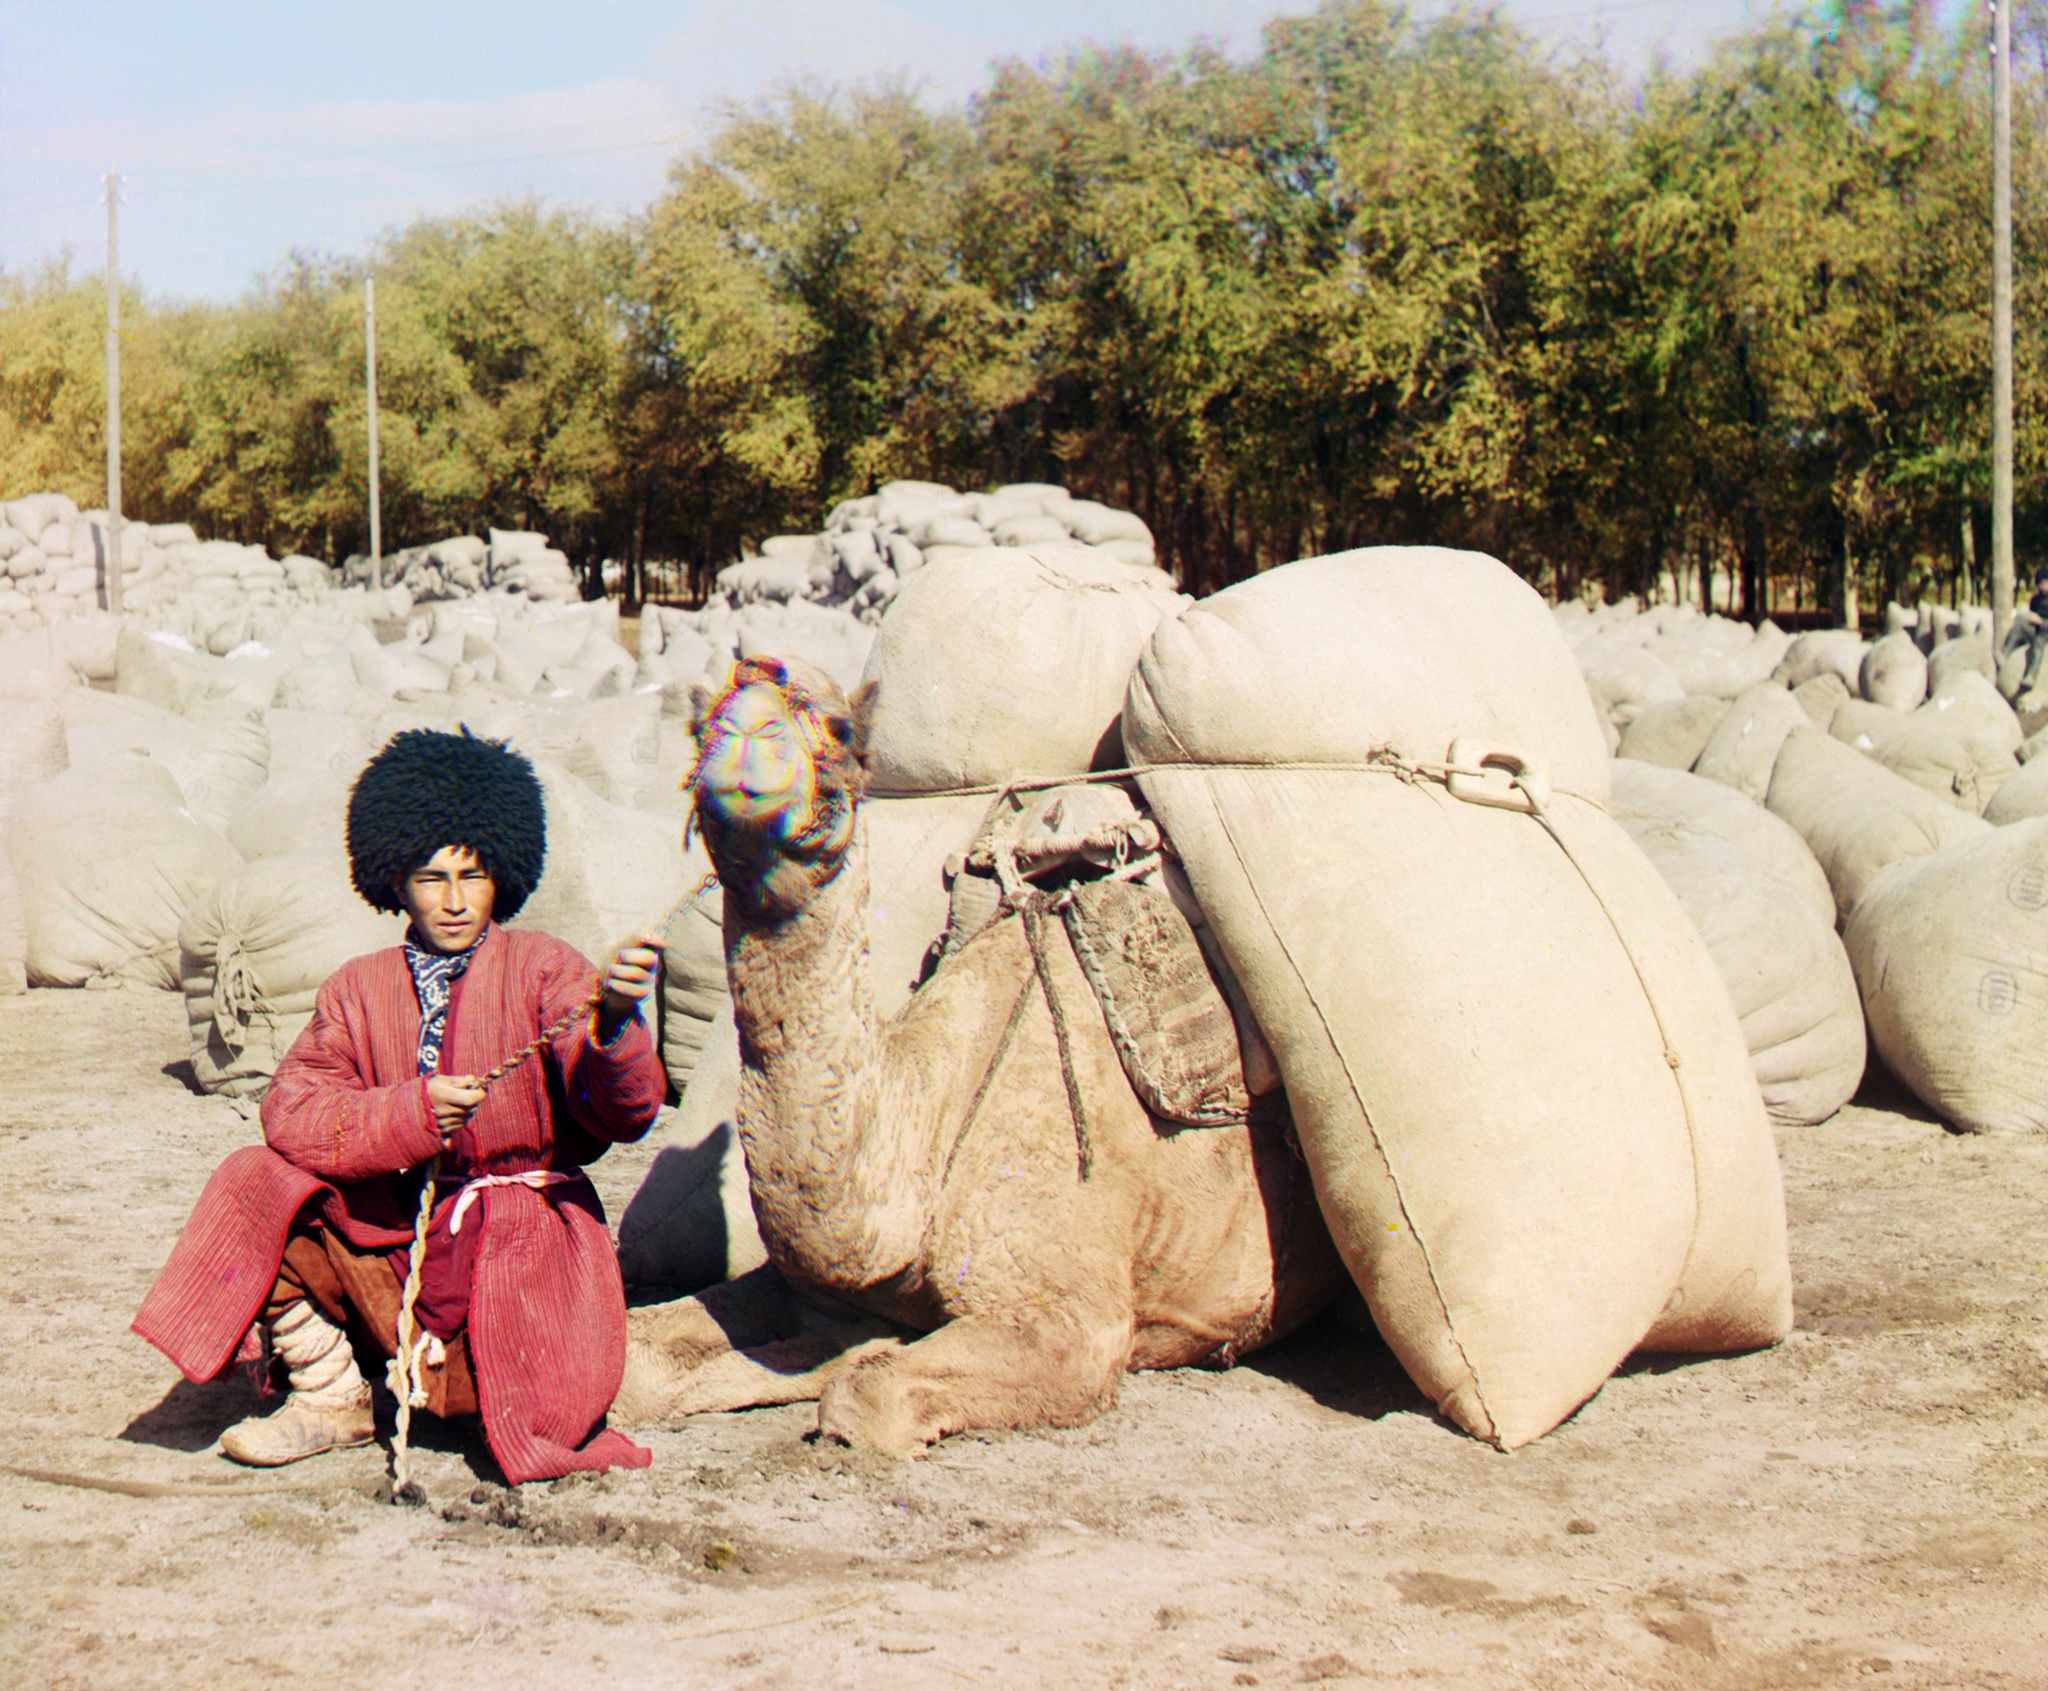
[[403, 924, 488, 1077]]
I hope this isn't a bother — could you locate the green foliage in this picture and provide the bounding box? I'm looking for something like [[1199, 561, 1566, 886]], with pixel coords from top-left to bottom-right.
[[0, 0, 2041, 615]]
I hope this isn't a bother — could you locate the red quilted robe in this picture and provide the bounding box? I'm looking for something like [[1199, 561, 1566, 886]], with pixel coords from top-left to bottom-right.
[[133, 924, 665, 1484]]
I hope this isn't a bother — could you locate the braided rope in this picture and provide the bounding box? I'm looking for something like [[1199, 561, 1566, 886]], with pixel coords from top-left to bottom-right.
[[385, 868, 719, 1505]]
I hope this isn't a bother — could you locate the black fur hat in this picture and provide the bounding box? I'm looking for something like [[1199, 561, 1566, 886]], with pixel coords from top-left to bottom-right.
[[346, 728, 547, 917]]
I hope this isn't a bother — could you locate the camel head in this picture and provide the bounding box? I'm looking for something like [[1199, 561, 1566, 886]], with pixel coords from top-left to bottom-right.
[[688, 655, 877, 920]]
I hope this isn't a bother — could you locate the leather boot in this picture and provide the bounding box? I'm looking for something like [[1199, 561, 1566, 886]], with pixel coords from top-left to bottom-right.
[[219, 1299, 375, 1467]]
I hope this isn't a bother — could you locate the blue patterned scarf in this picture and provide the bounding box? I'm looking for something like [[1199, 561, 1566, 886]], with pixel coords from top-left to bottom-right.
[[404, 926, 486, 1077]]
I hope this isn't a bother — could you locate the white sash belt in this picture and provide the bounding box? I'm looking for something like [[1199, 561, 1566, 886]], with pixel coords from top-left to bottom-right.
[[448, 1170, 576, 1235]]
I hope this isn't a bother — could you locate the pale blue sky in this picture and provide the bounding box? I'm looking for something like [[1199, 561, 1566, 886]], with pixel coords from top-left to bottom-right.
[[3, 0, 1824, 301]]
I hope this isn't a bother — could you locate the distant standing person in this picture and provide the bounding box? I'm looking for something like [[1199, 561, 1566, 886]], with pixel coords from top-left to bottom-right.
[[133, 730, 667, 1482]]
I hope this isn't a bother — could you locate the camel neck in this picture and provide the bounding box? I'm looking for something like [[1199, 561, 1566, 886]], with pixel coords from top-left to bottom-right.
[[723, 816, 924, 1290]]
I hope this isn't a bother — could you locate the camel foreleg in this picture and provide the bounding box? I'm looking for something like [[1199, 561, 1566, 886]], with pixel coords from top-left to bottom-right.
[[816, 1304, 1133, 1458], [615, 1264, 902, 1426]]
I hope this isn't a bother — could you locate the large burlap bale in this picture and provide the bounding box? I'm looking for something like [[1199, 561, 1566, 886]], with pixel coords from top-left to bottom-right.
[[1773, 630, 1867, 691], [1615, 696, 1730, 770], [1645, 624, 1776, 698], [1576, 637, 1684, 725], [860, 546, 1183, 793], [0, 836, 25, 993], [1844, 819, 2048, 1135], [1608, 759, 1833, 929], [509, 762, 702, 969], [1928, 631, 1995, 693], [0, 700, 68, 818], [0, 628, 74, 702], [1922, 670, 2022, 760], [167, 711, 271, 834], [1860, 632, 1929, 711], [1829, 699, 1999, 812], [1984, 754, 2048, 825], [1764, 728, 1991, 920], [658, 888, 726, 1096], [9, 755, 242, 988], [1691, 683, 1808, 802], [1128, 548, 1789, 1450], [116, 625, 219, 715], [559, 692, 688, 811], [177, 847, 394, 1098], [228, 767, 355, 860], [263, 708, 374, 780], [1619, 816, 1863, 1127], [1793, 671, 1853, 732]]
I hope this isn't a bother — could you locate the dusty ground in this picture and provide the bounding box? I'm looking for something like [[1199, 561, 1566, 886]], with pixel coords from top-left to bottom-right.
[[1, 985, 2045, 1691]]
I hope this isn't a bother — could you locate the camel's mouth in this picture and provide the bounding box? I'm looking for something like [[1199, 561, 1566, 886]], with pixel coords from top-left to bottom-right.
[[691, 675, 862, 885]]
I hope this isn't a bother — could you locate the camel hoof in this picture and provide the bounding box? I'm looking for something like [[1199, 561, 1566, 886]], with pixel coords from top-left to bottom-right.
[[817, 1358, 933, 1459]]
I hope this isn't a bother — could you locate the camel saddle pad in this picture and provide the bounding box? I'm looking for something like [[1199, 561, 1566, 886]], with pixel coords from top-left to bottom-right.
[[1060, 878, 1251, 1128]]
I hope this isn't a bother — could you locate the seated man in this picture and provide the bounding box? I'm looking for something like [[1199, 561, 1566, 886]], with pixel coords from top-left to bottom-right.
[[134, 730, 667, 1482], [2016, 568, 2048, 694]]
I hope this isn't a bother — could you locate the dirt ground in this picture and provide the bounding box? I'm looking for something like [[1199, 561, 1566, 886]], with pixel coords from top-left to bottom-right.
[[2, 985, 2045, 1691]]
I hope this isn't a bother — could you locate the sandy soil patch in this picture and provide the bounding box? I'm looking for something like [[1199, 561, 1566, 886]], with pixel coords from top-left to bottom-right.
[[1, 985, 2044, 1688]]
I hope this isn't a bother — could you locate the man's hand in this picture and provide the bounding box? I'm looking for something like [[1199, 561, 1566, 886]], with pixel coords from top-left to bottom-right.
[[427, 1073, 485, 1140], [597, 932, 666, 1044]]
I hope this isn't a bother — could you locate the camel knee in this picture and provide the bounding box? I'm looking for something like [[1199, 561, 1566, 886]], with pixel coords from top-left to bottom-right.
[[815, 1310, 1128, 1455]]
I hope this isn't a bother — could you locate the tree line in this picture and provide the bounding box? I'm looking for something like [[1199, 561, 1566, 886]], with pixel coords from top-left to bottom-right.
[[1, 0, 2042, 616]]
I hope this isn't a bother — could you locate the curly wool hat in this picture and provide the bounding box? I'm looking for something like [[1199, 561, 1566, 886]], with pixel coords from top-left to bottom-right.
[[346, 728, 547, 917]]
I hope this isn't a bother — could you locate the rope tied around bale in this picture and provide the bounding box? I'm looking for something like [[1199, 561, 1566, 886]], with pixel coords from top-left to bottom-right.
[[384, 868, 719, 1506]]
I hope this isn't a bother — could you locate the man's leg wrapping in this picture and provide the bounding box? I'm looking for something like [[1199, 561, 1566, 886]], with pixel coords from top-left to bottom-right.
[[219, 1226, 375, 1467]]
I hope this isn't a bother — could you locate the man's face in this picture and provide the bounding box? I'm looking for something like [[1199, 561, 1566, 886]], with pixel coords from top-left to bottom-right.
[[400, 845, 496, 954]]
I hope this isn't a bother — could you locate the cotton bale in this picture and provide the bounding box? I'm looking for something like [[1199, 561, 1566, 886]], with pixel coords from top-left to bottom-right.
[[1609, 759, 1834, 930], [1928, 631, 1996, 693], [1829, 698, 2006, 813], [1793, 671, 1853, 732], [9, 754, 242, 988], [559, 691, 687, 811], [993, 515, 1072, 547], [1861, 632, 1929, 711], [1127, 547, 1790, 1449], [1844, 818, 2048, 1135], [1691, 683, 1808, 802], [0, 842, 25, 994], [1615, 695, 1731, 770], [509, 761, 702, 972], [655, 885, 726, 1097], [1984, 755, 2048, 825], [1576, 636, 1685, 725], [1618, 813, 1863, 1126], [1764, 727, 1991, 921], [1060, 500, 1153, 548], [1646, 623, 1774, 698], [176, 846, 395, 1098], [0, 627, 72, 701], [0, 699, 69, 818], [734, 599, 874, 694], [1773, 631, 1868, 692], [227, 767, 356, 860]]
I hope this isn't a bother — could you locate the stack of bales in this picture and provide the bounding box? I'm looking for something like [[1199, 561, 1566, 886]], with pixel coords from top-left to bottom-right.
[[635, 478, 1163, 698], [1565, 589, 2048, 1140], [341, 527, 580, 605]]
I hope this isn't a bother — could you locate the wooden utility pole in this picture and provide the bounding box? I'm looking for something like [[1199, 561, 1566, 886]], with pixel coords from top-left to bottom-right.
[[1992, 0, 2015, 648], [103, 170, 124, 618], [366, 275, 382, 590]]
